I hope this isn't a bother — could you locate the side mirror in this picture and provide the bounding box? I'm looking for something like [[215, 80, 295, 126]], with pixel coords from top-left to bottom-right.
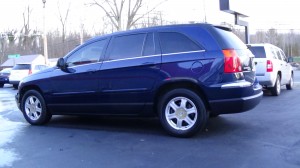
[[57, 58, 67, 69]]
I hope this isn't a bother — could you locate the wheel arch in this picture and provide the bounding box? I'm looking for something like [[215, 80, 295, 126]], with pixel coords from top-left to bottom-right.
[[154, 79, 210, 113], [19, 85, 45, 108]]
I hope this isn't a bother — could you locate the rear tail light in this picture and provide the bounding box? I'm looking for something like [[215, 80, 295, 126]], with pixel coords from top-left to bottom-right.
[[266, 60, 273, 72], [223, 49, 242, 73], [28, 69, 32, 75]]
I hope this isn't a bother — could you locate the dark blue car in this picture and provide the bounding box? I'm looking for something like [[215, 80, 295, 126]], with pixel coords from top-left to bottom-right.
[[16, 24, 262, 137], [0, 68, 12, 88]]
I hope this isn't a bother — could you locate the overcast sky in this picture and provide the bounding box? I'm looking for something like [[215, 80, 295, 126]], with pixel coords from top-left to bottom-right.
[[1, 0, 300, 34]]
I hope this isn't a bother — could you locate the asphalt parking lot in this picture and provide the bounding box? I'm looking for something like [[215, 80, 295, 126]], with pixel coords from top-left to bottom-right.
[[1, 71, 300, 168]]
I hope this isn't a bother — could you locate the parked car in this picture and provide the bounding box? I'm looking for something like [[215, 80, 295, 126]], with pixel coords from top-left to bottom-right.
[[0, 68, 12, 88], [248, 43, 294, 96], [16, 24, 262, 137], [9, 63, 48, 89]]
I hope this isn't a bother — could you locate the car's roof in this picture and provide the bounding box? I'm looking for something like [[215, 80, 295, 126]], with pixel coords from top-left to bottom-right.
[[85, 23, 216, 42]]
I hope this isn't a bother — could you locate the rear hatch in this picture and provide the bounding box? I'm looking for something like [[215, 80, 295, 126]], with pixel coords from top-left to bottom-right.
[[248, 46, 267, 76], [10, 64, 31, 81], [212, 26, 256, 83]]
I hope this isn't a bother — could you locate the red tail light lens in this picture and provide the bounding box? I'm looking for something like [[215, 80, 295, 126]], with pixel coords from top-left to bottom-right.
[[223, 49, 242, 73], [266, 60, 273, 72], [28, 70, 32, 75]]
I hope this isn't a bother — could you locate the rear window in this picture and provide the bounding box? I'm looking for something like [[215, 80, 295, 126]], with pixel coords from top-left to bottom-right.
[[159, 32, 201, 54], [13, 64, 30, 70], [249, 47, 266, 58], [213, 27, 247, 50]]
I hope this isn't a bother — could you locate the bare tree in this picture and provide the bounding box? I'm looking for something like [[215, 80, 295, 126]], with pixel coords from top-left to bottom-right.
[[19, 5, 32, 52], [89, 0, 166, 31], [57, 2, 71, 44]]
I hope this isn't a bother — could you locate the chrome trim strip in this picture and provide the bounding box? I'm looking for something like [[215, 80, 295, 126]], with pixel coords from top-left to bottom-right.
[[103, 54, 161, 63], [162, 50, 205, 56], [242, 91, 263, 101], [102, 50, 205, 63], [221, 80, 252, 89]]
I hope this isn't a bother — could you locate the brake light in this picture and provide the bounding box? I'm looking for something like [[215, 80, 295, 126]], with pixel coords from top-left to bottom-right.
[[266, 60, 273, 72], [28, 69, 32, 75], [223, 49, 242, 73]]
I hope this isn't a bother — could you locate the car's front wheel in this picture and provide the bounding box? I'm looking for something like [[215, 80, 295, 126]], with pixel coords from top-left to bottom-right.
[[158, 89, 208, 137], [0, 83, 4, 88], [21, 90, 52, 125]]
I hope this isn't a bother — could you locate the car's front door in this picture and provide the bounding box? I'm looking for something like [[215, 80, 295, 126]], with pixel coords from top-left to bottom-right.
[[98, 33, 161, 115], [48, 39, 108, 114]]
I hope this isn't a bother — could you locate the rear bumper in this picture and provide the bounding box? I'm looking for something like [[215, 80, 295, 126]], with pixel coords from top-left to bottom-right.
[[208, 80, 263, 114], [209, 91, 263, 114], [256, 72, 276, 87], [9, 80, 20, 85]]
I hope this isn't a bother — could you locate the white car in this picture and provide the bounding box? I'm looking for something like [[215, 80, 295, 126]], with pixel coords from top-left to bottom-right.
[[248, 43, 294, 96], [9, 63, 48, 89]]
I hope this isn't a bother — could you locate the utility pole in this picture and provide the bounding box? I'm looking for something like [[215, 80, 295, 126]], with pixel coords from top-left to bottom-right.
[[42, 0, 48, 65]]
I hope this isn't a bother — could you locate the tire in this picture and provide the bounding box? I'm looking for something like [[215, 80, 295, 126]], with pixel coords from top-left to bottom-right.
[[21, 90, 52, 125], [286, 73, 293, 90], [270, 74, 281, 96], [0, 83, 4, 88], [158, 89, 208, 137], [13, 84, 18, 89]]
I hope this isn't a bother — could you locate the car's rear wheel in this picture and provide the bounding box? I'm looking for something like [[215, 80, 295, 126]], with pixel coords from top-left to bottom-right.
[[270, 74, 281, 96], [286, 73, 293, 90], [21, 90, 52, 125], [158, 89, 208, 137], [0, 83, 4, 88]]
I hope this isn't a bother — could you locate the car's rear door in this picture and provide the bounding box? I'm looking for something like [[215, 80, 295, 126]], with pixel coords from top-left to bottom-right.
[[98, 32, 161, 115]]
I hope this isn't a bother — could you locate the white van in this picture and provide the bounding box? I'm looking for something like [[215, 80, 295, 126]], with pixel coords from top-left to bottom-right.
[[9, 63, 48, 88], [248, 43, 294, 96]]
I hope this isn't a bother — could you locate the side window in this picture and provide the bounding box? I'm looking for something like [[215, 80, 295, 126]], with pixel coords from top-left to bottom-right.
[[159, 32, 201, 54], [143, 33, 155, 56], [270, 47, 278, 59], [276, 50, 283, 60], [66, 39, 107, 67], [108, 34, 146, 60], [280, 50, 287, 62]]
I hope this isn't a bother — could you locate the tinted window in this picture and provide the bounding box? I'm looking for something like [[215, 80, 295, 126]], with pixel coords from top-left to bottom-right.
[[280, 50, 287, 62], [143, 33, 155, 56], [276, 50, 283, 60], [214, 27, 247, 50], [270, 47, 278, 59], [66, 39, 107, 67], [13, 64, 30, 70], [108, 34, 146, 60], [159, 32, 201, 54], [249, 47, 266, 58]]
